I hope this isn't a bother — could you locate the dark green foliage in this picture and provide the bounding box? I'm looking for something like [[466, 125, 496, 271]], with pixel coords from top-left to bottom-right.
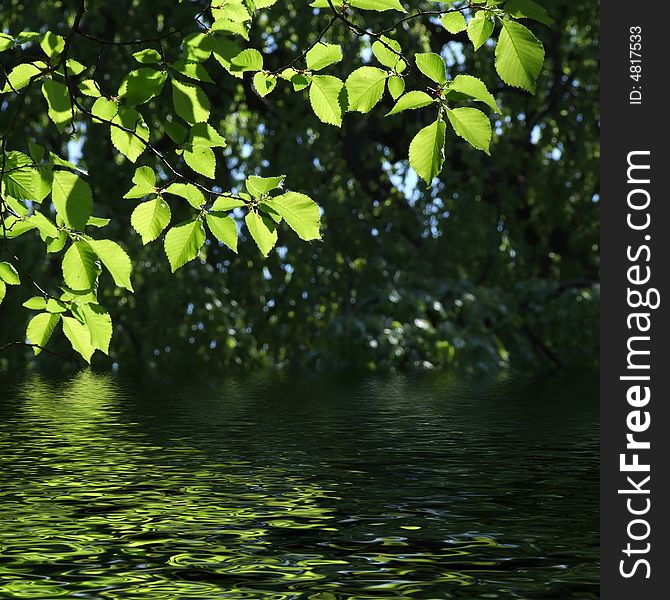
[[0, 0, 598, 373]]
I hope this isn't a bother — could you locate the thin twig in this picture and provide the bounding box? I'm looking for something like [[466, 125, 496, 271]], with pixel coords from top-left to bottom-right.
[[0, 340, 78, 360], [73, 3, 212, 46]]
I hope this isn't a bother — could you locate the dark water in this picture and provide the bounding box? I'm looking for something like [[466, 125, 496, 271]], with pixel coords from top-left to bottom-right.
[[0, 371, 598, 599]]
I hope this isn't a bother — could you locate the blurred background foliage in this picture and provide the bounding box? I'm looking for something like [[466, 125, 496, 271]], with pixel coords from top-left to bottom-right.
[[0, 0, 599, 375]]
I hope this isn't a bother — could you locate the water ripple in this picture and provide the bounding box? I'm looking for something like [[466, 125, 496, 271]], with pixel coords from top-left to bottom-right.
[[0, 371, 599, 598]]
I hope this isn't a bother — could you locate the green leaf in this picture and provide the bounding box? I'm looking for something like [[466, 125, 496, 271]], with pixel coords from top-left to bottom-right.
[[26, 313, 60, 355], [495, 19, 545, 92], [0, 281, 5, 305], [211, 37, 244, 76], [86, 217, 110, 229], [46, 298, 68, 314], [62, 241, 100, 291], [441, 12, 467, 33], [309, 75, 345, 127], [41, 79, 72, 132], [23, 296, 48, 310], [210, 18, 250, 37], [179, 126, 223, 179], [1, 151, 50, 202], [1, 152, 32, 199], [409, 119, 446, 184], [110, 107, 150, 163], [164, 217, 206, 272], [0, 262, 20, 285], [245, 211, 278, 257], [40, 32, 65, 58], [260, 201, 283, 224], [0, 216, 34, 240], [64, 59, 86, 76], [171, 79, 211, 124], [171, 59, 214, 83], [246, 175, 285, 197], [212, 0, 252, 22], [211, 19, 249, 38], [306, 43, 343, 71], [467, 11, 494, 51], [124, 166, 157, 199], [164, 183, 206, 208], [218, 0, 252, 21], [230, 48, 263, 73], [349, 0, 406, 12], [87, 239, 134, 291], [59, 288, 97, 305], [45, 231, 67, 254], [48, 152, 80, 172], [0, 33, 14, 53], [28, 211, 59, 239], [345, 67, 387, 113], [183, 32, 215, 63], [210, 17, 249, 37], [505, 0, 554, 26], [78, 79, 101, 97], [415, 53, 447, 85], [91, 97, 119, 122], [206, 213, 238, 252], [386, 90, 434, 116], [133, 48, 162, 64], [266, 192, 321, 241], [280, 68, 311, 91], [372, 37, 403, 70], [446, 107, 492, 153], [133, 166, 156, 188], [211, 196, 246, 211], [2, 62, 45, 92], [62, 316, 95, 363], [182, 145, 216, 178], [131, 198, 171, 244], [387, 75, 405, 99], [80, 304, 113, 354], [448, 74, 499, 112], [6, 193, 32, 214], [52, 171, 93, 230], [119, 68, 167, 105], [4, 195, 28, 216], [253, 72, 277, 97], [190, 123, 227, 147], [33, 167, 53, 204], [15, 32, 41, 44]]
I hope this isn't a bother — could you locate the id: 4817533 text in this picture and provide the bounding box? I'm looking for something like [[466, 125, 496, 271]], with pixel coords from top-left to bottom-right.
[[629, 26, 643, 105]]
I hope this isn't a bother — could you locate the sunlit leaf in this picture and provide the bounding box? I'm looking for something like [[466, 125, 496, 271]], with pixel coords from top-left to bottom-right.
[[62, 316, 95, 362], [62, 241, 100, 291], [266, 192, 321, 241], [245, 211, 277, 257], [309, 75, 345, 127], [206, 213, 238, 252], [87, 239, 134, 291], [164, 217, 206, 272], [52, 171, 93, 230], [409, 119, 446, 184], [26, 312, 60, 355], [131, 198, 171, 244]]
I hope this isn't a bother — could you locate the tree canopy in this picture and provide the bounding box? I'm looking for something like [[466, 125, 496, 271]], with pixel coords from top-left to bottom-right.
[[0, 0, 598, 373]]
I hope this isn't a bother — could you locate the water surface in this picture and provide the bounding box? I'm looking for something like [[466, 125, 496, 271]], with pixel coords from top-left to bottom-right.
[[0, 371, 598, 598]]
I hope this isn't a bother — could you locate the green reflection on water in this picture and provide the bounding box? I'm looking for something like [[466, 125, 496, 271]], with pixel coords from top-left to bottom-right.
[[0, 371, 598, 599]]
